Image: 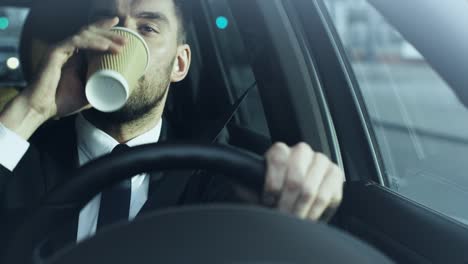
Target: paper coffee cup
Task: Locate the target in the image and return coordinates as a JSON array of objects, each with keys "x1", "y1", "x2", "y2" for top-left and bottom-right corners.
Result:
[{"x1": 86, "y1": 27, "x2": 150, "y2": 112}]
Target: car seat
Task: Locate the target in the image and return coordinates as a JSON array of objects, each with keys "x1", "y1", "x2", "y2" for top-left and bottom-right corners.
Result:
[
  {"x1": 19, "y1": 0, "x2": 271, "y2": 154},
  {"x1": 19, "y1": 0, "x2": 201, "y2": 130}
]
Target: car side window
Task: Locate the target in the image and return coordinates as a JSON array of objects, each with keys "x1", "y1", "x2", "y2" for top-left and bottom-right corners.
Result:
[
  {"x1": 0, "y1": 7, "x2": 29, "y2": 111},
  {"x1": 0, "y1": 7, "x2": 29, "y2": 87},
  {"x1": 204, "y1": 0, "x2": 271, "y2": 139},
  {"x1": 324, "y1": 0, "x2": 468, "y2": 224}
]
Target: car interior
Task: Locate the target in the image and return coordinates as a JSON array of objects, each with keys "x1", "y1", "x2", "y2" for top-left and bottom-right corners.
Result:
[
  {"x1": 1, "y1": 0, "x2": 468, "y2": 263},
  {"x1": 17, "y1": 0, "x2": 272, "y2": 152}
]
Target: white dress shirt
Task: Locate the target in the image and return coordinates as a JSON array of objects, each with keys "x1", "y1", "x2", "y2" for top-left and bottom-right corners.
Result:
[
  {"x1": 0, "y1": 114, "x2": 162, "y2": 242},
  {"x1": 0, "y1": 121, "x2": 30, "y2": 171}
]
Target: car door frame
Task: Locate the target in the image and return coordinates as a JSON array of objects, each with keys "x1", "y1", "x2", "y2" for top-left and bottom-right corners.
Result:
[
  {"x1": 227, "y1": 0, "x2": 342, "y2": 167},
  {"x1": 288, "y1": 0, "x2": 468, "y2": 263}
]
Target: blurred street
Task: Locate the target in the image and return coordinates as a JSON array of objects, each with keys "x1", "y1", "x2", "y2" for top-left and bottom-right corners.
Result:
[{"x1": 356, "y1": 62, "x2": 468, "y2": 223}]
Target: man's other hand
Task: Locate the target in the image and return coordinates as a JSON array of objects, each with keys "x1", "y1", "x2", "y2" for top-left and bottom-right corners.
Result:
[{"x1": 263, "y1": 142, "x2": 344, "y2": 221}]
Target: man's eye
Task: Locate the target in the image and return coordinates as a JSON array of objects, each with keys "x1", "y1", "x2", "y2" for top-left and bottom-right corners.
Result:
[{"x1": 139, "y1": 25, "x2": 158, "y2": 34}]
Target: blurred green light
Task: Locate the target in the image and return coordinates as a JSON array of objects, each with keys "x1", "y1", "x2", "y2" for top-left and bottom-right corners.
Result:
[{"x1": 0, "y1": 17, "x2": 9, "y2": 30}]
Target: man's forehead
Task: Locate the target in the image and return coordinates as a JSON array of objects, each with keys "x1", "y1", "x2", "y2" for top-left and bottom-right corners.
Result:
[{"x1": 90, "y1": 0, "x2": 175, "y2": 15}]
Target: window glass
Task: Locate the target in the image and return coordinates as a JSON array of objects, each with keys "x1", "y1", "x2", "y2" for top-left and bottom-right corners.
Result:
[
  {"x1": 325, "y1": 0, "x2": 468, "y2": 224},
  {"x1": 204, "y1": 0, "x2": 270, "y2": 138},
  {"x1": 0, "y1": 7, "x2": 29, "y2": 111},
  {"x1": 0, "y1": 7, "x2": 29, "y2": 87}
]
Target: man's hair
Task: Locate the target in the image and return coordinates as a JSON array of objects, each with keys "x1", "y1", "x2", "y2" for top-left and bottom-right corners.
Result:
[{"x1": 174, "y1": 0, "x2": 188, "y2": 44}]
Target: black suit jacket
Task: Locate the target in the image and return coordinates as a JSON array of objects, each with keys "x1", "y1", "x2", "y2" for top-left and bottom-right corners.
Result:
[{"x1": 0, "y1": 115, "x2": 243, "y2": 255}]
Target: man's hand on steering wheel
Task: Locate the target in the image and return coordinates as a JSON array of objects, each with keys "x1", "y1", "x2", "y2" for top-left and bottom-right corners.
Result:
[{"x1": 263, "y1": 142, "x2": 344, "y2": 221}]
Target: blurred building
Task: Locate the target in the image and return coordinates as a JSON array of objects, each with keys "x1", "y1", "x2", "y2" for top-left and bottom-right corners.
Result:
[
  {"x1": 325, "y1": 0, "x2": 422, "y2": 61},
  {"x1": 0, "y1": 7, "x2": 29, "y2": 43},
  {"x1": 0, "y1": 7, "x2": 29, "y2": 86}
]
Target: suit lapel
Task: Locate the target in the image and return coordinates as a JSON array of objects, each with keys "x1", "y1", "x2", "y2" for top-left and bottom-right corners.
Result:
[
  {"x1": 36, "y1": 116, "x2": 226, "y2": 218},
  {"x1": 34, "y1": 116, "x2": 191, "y2": 217},
  {"x1": 30, "y1": 117, "x2": 80, "y2": 255},
  {"x1": 139, "y1": 118, "x2": 194, "y2": 214},
  {"x1": 30, "y1": 116, "x2": 79, "y2": 190},
  {"x1": 138, "y1": 117, "x2": 231, "y2": 215}
]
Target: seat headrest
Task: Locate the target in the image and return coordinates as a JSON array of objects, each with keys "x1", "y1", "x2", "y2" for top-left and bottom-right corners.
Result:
[
  {"x1": 20, "y1": 0, "x2": 91, "y2": 81},
  {"x1": 19, "y1": 0, "x2": 206, "y2": 128}
]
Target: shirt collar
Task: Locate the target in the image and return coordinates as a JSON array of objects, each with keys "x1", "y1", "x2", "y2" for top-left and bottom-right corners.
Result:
[{"x1": 75, "y1": 114, "x2": 162, "y2": 165}]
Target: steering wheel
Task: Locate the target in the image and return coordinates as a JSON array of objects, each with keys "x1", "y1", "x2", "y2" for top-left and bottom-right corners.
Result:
[{"x1": 4, "y1": 143, "x2": 393, "y2": 264}]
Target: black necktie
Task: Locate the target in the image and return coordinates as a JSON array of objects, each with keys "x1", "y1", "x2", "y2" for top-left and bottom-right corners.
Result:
[{"x1": 97, "y1": 144, "x2": 132, "y2": 229}]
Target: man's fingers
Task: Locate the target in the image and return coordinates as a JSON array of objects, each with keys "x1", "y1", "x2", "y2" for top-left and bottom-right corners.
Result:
[
  {"x1": 72, "y1": 30, "x2": 124, "y2": 53},
  {"x1": 293, "y1": 153, "x2": 330, "y2": 218},
  {"x1": 307, "y1": 165, "x2": 344, "y2": 220},
  {"x1": 87, "y1": 17, "x2": 126, "y2": 48},
  {"x1": 71, "y1": 33, "x2": 108, "y2": 51},
  {"x1": 263, "y1": 143, "x2": 291, "y2": 206},
  {"x1": 88, "y1": 27, "x2": 127, "y2": 45},
  {"x1": 263, "y1": 142, "x2": 344, "y2": 222},
  {"x1": 92, "y1": 17, "x2": 120, "y2": 30},
  {"x1": 52, "y1": 25, "x2": 125, "y2": 65},
  {"x1": 277, "y1": 143, "x2": 313, "y2": 213}
]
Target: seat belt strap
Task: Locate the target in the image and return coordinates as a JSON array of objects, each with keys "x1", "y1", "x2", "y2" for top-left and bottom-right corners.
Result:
[
  {"x1": 137, "y1": 83, "x2": 258, "y2": 212},
  {"x1": 211, "y1": 82, "x2": 257, "y2": 143}
]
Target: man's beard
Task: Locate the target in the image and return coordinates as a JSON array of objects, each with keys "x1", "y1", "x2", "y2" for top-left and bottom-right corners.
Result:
[{"x1": 87, "y1": 61, "x2": 173, "y2": 124}]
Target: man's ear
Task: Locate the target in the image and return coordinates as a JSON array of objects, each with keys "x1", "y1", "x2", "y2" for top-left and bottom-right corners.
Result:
[{"x1": 171, "y1": 44, "x2": 191, "y2": 83}]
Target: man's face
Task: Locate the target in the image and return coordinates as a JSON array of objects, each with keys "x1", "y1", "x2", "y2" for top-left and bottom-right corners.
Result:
[{"x1": 88, "y1": 0, "x2": 190, "y2": 122}]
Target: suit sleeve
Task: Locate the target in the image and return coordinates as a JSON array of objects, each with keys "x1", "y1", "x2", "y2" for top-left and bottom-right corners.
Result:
[
  {"x1": 0, "y1": 124, "x2": 46, "y2": 259},
  {"x1": 0, "y1": 122, "x2": 33, "y2": 199},
  {"x1": 0, "y1": 147, "x2": 45, "y2": 259}
]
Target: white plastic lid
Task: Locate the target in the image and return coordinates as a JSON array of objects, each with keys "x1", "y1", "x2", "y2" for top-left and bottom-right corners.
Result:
[{"x1": 85, "y1": 70, "x2": 129, "y2": 112}]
